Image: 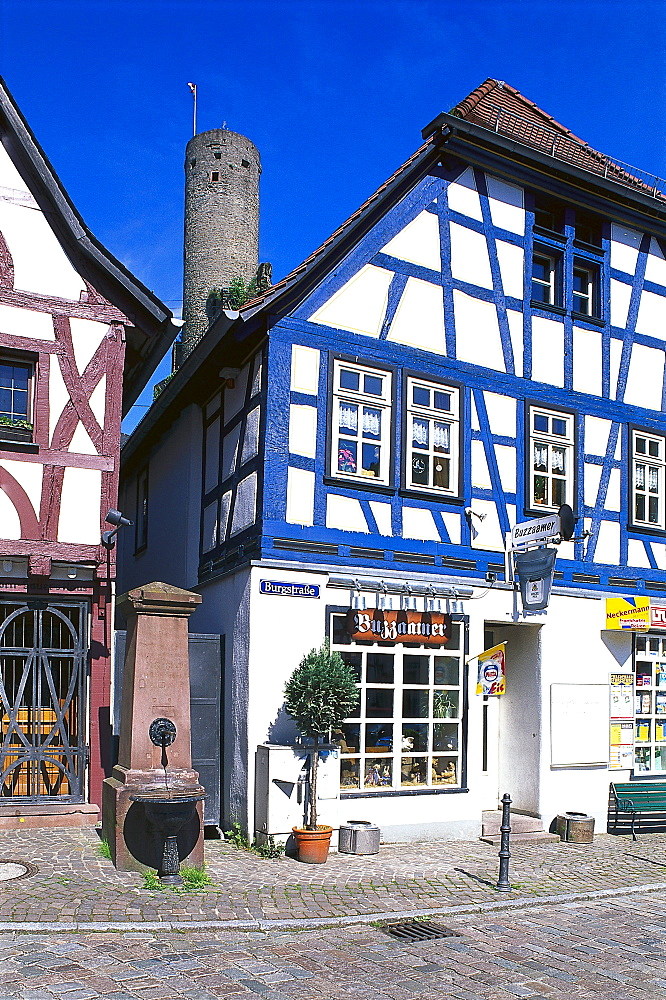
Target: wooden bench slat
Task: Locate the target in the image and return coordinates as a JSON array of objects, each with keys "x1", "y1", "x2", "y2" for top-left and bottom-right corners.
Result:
[{"x1": 610, "y1": 781, "x2": 666, "y2": 839}]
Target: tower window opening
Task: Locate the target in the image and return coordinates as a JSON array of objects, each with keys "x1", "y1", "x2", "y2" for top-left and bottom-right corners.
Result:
[
  {"x1": 214, "y1": 151, "x2": 221, "y2": 159},
  {"x1": 210, "y1": 171, "x2": 220, "y2": 182},
  {"x1": 190, "y1": 159, "x2": 196, "y2": 168},
  {"x1": 241, "y1": 158, "x2": 250, "y2": 168}
]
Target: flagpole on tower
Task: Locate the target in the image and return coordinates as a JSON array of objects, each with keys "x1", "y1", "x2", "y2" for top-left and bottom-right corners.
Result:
[{"x1": 187, "y1": 82, "x2": 197, "y2": 136}]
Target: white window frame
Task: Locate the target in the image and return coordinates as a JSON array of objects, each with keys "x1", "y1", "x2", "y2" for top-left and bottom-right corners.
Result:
[
  {"x1": 531, "y1": 250, "x2": 557, "y2": 305},
  {"x1": 632, "y1": 429, "x2": 666, "y2": 531},
  {"x1": 332, "y1": 613, "x2": 464, "y2": 793},
  {"x1": 406, "y1": 377, "x2": 459, "y2": 496},
  {"x1": 528, "y1": 405, "x2": 574, "y2": 511},
  {"x1": 331, "y1": 360, "x2": 392, "y2": 485}
]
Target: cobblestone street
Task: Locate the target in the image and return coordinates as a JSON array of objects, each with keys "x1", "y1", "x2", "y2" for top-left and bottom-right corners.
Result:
[{"x1": 0, "y1": 890, "x2": 663, "y2": 999}]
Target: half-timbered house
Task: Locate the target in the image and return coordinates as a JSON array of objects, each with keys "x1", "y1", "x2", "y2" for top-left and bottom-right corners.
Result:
[
  {"x1": 0, "y1": 79, "x2": 173, "y2": 825},
  {"x1": 119, "y1": 80, "x2": 666, "y2": 841}
]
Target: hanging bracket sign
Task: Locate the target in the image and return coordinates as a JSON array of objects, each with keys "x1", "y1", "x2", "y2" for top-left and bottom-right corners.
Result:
[
  {"x1": 346, "y1": 609, "x2": 451, "y2": 646},
  {"x1": 510, "y1": 514, "x2": 561, "y2": 551}
]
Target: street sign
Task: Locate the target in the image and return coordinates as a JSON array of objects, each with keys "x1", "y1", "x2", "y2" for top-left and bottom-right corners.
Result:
[{"x1": 509, "y1": 514, "x2": 560, "y2": 551}]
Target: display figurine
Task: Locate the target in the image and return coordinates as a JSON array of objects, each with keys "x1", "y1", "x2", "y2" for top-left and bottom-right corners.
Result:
[{"x1": 364, "y1": 763, "x2": 381, "y2": 785}]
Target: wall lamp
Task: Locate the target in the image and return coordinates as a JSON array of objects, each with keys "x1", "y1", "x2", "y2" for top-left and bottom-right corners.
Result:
[{"x1": 102, "y1": 508, "x2": 133, "y2": 549}]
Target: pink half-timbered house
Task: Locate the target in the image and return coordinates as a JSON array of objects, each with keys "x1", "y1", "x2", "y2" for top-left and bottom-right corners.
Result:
[{"x1": 0, "y1": 79, "x2": 173, "y2": 825}]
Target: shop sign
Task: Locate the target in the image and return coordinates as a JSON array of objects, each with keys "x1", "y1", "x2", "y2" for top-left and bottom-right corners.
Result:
[
  {"x1": 260, "y1": 580, "x2": 320, "y2": 598},
  {"x1": 605, "y1": 596, "x2": 650, "y2": 630},
  {"x1": 475, "y1": 642, "x2": 506, "y2": 696},
  {"x1": 650, "y1": 605, "x2": 666, "y2": 629},
  {"x1": 345, "y1": 609, "x2": 451, "y2": 646},
  {"x1": 510, "y1": 514, "x2": 560, "y2": 550}
]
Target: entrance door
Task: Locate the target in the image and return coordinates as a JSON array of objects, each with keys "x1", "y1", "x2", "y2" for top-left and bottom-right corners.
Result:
[{"x1": 0, "y1": 599, "x2": 88, "y2": 801}]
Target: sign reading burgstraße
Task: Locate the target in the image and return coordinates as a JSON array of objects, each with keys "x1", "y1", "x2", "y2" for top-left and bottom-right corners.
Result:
[{"x1": 260, "y1": 580, "x2": 320, "y2": 598}]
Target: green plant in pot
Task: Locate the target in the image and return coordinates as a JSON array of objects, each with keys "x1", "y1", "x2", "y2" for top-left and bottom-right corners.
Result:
[{"x1": 284, "y1": 641, "x2": 358, "y2": 863}]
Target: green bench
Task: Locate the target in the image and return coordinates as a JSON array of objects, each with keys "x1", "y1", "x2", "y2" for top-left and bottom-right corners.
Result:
[{"x1": 610, "y1": 781, "x2": 666, "y2": 840}]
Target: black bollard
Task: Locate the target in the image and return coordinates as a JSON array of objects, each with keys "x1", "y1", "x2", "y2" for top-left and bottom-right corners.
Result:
[{"x1": 496, "y1": 792, "x2": 512, "y2": 892}]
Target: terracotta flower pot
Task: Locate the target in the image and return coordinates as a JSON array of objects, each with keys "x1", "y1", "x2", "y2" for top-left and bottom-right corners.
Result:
[{"x1": 292, "y1": 825, "x2": 333, "y2": 864}]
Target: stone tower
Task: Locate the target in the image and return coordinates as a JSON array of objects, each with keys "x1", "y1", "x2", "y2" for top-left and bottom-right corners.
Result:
[{"x1": 182, "y1": 128, "x2": 261, "y2": 354}]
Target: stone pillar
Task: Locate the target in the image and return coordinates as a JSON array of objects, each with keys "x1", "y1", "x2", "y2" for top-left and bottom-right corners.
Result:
[{"x1": 102, "y1": 582, "x2": 205, "y2": 872}]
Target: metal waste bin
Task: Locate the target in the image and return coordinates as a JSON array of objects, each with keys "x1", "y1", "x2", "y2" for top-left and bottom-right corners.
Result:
[
  {"x1": 556, "y1": 811, "x2": 595, "y2": 844},
  {"x1": 338, "y1": 820, "x2": 380, "y2": 855}
]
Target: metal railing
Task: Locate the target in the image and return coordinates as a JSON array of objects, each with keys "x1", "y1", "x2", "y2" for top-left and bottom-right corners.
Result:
[{"x1": 484, "y1": 104, "x2": 666, "y2": 200}]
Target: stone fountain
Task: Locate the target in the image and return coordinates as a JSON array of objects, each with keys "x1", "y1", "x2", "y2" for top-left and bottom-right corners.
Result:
[{"x1": 102, "y1": 582, "x2": 206, "y2": 875}]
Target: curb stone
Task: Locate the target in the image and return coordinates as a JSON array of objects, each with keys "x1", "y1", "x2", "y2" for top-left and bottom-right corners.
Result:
[{"x1": 2, "y1": 879, "x2": 666, "y2": 933}]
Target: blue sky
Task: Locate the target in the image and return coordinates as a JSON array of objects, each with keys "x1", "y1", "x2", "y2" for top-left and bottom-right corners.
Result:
[{"x1": 1, "y1": 0, "x2": 664, "y2": 431}]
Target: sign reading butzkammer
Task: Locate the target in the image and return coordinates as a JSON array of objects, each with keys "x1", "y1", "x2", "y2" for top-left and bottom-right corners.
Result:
[{"x1": 346, "y1": 609, "x2": 452, "y2": 646}]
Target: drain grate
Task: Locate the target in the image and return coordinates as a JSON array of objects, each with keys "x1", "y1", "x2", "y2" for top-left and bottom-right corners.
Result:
[{"x1": 383, "y1": 920, "x2": 462, "y2": 942}]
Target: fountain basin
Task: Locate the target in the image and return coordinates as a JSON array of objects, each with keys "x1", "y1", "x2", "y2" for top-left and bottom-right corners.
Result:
[{"x1": 130, "y1": 790, "x2": 206, "y2": 885}]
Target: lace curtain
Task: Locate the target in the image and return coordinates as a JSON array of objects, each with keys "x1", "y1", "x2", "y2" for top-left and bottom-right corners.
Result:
[
  {"x1": 339, "y1": 402, "x2": 358, "y2": 433},
  {"x1": 433, "y1": 422, "x2": 450, "y2": 451},
  {"x1": 363, "y1": 408, "x2": 381, "y2": 437}
]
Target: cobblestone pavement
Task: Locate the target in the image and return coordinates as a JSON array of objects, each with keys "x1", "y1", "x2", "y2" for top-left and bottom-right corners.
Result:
[
  {"x1": 0, "y1": 827, "x2": 666, "y2": 927},
  {"x1": 0, "y1": 891, "x2": 663, "y2": 998}
]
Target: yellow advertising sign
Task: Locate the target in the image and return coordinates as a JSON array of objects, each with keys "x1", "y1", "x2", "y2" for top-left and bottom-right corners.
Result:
[{"x1": 605, "y1": 597, "x2": 651, "y2": 631}]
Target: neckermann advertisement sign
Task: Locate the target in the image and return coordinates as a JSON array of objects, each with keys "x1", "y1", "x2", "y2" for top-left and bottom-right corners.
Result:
[{"x1": 345, "y1": 609, "x2": 452, "y2": 646}]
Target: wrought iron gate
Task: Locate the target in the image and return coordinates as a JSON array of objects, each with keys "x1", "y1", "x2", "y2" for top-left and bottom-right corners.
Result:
[{"x1": 0, "y1": 599, "x2": 89, "y2": 801}]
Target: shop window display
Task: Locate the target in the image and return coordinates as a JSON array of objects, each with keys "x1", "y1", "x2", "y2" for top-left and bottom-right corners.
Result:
[
  {"x1": 634, "y1": 633, "x2": 666, "y2": 773},
  {"x1": 332, "y1": 613, "x2": 464, "y2": 792}
]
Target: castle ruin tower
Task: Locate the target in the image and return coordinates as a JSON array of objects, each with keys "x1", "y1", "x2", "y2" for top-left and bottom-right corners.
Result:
[{"x1": 182, "y1": 128, "x2": 261, "y2": 355}]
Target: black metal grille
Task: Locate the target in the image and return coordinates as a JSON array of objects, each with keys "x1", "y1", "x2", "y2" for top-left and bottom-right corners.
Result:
[
  {"x1": 383, "y1": 921, "x2": 462, "y2": 941},
  {"x1": 0, "y1": 599, "x2": 88, "y2": 801}
]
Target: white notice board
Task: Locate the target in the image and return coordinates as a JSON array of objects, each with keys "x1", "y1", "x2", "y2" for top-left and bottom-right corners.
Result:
[{"x1": 550, "y1": 684, "x2": 609, "y2": 767}]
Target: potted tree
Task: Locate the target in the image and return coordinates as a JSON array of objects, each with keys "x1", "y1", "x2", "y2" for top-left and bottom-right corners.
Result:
[{"x1": 284, "y1": 642, "x2": 358, "y2": 863}]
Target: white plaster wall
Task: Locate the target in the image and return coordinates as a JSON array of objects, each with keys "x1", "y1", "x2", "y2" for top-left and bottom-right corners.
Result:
[
  {"x1": 483, "y1": 392, "x2": 516, "y2": 437},
  {"x1": 471, "y1": 439, "x2": 492, "y2": 489},
  {"x1": 627, "y1": 538, "x2": 651, "y2": 567},
  {"x1": 48, "y1": 359, "x2": 70, "y2": 444},
  {"x1": 0, "y1": 487, "x2": 20, "y2": 539},
  {"x1": 224, "y1": 365, "x2": 249, "y2": 423},
  {"x1": 468, "y1": 498, "x2": 504, "y2": 551},
  {"x1": 285, "y1": 467, "x2": 314, "y2": 526},
  {"x1": 610, "y1": 224, "x2": 642, "y2": 274},
  {"x1": 610, "y1": 278, "x2": 632, "y2": 329},
  {"x1": 645, "y1": 237, "x2": 666, "y2": 286},
  {"x1": 454, "y1": 290, "x2": 504, "y2": 371},
  {"x1": 0, "y1": 303, "x2": 54, "y2": 340},
  {"x1": 401, "y1": 506, "x2": 440, "y2": 541},
  {"x1": 495, "y1": 240, "x2": 524, "y2": 300},
  {"x1": 309, "y1": 264, "x2": 392, "y2": 337},
  {"x1": 636, "y1": 289, "x2": 666, "y2": 340},
  {"x1": 290, "y1": 345, "x2": 320, "y2": 394},
  {"x1": 288, "y1": 404, "x2": 317, "y2": 458},
  {"x1": 116, "y1": 404, "x2": 203, "y2": 594},
  {"x1": 57, "y1": 467, "x2": 102, "y2": 544},
  {"x1": 507, "y1": 309, "x2": 524, "y2": 376},
  {"x1": 369, "y1": 500, "x2": 392, "y2": 536},
  {"x1": 584, "y1": 463, "x2": 602, "y2": 508},
  {"x1": 230, "y1": 472, "x2": 257, "y2": 535},
  {"x1": 441, "y1": 511, "x2": 461, "y2": 544},
  {"x1": 609, "y1": 339, "x2": 623, "y2": 400},
  {"x1": 387, "y1": 276, "x2": 445, "y2": 353},
  {"x1": 624, "y1": 343, "x2": 664, "y2": 410},
  {"x1": 88, "y1": 375, "x2": 106, "y2": 427},
  {"x1": 381, "y1": 210, "x2": 441, "y2": 271},
  {"x1": 531, "y1": 316, "x2": 564, "y2": 386},
  {"x1": 572, "y1": 326, "x2": 602, "y2": 397},
  {"x1": 241, "y1": 406, "x2": 260, "y2": 464},
  {"x1": 606, "y1": 468, "x2": 621, "y2": 511},
  {"x1": 594, "y1": 520, "x2": 621, "y2": 565},
  {"x1": 326, "y1": 494, "x2": 368, "y2": 533},
  {"x1": 485, "y1": 175, "x2": 524, "y2": 235},
  {"x1": 69, "y1": 318, "x2": 108, "y2": 375},
  {"x1": 449, "y1": 222, "x2": 492, "y2": 289},
  {"x1": 0, "y1": 143, "x2": 31, "y2": 193},
  {"x1": 68, "y1": 421, "x2": 97, "y2": 456},
  {"x1": 585, "y1": 416, "x2": 612, "y2": 457},
  {"x1": 446, "y1": 167, "x2": 482, "y2": 221},
  {"x1": 0, "y1": 200, "x2": 86, "y2": 300},
  {"x1": 0, "y1": 458, "x2": 42, "y2": 519},
  {"x1": 495, "y1": 444, "x2": 516, "y2": 493},
  {"x1": 221, "y1": 425, "x2": 240, "y2": 482}
]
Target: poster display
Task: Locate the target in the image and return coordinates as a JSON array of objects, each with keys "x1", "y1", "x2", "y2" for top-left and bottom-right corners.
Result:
[{"x1": 609, "y1": 673, "x2": 635, "y2": 771}]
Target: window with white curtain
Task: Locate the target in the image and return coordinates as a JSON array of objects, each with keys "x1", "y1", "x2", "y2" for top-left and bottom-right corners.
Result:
[
  {"x1": 632, "y1": 430, "x2": 666, "y2": 530},
  {"x1": 332, "y1": 360, "x2": 392, "y2": 484},
  {"x1": 406, "y1": 377, "x2": 459, "y2": 495},
  {"x1": 529, "y1": 405, "x2": 574, "y2": 510}
]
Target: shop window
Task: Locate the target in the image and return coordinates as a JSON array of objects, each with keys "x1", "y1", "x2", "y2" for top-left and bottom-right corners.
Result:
[
  {"x1": 332, "y1": 613, "x2": 464, "y2": 793},
  {"x1": 528, "y1": 405, "x2": 574, "y2": 511},
  {"x1": 406, "y1": 377, "x2": 459, "y2": 496},
  {"x1": 531, "y1": 249, "x2": 560, "y2": 306},
  {"x1": 631, "y1": 430, "x2": 666, "y2": 530},
  {"x1": 135, "y1": 467, "x2": 149, "y2": 552},
  {"x1": 331, "y1": 360, "x2": 392, "y2": 484},
  {"x1": 634, "y1": 633, "x2": 666, "y2": 773},
  {"x1": 0, "y1": 357, "x2": 34, "y2": 443}
]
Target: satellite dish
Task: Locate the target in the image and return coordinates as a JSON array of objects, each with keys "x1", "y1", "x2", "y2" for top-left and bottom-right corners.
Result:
[{"x1": 558, "y1": 504, "x2": 575, "y2": 541}]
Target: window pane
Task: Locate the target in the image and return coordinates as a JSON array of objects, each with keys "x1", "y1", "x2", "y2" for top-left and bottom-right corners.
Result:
[
  {"x1": 362, "y1": 407, "x2": 381, "y2": 440},
  {"x1": 433, "y1": 391, "x2": 451, "y2": 412},
  {"x1": 340, "y1": 723, "x2": 360, "y2": 753},
  {"x1": 402, "y1": 689, "x2": 429, "y2": 718},
  {"x1": 412, "y1": 417, "x2": 428, "y2": 448},
  {"x1": 533, "y1": 444, "x2": 548, "y2": 471},
  {"x1": 433, "y1": 423, "x2": 449, "y2": 452},
  {"x1": 413, "y1": 386, "x2": 430, "y2": 407},
  {"x1": 636, "y1": 437, "x2": 647, "y2": 454},
  {"x1": 364, "y1": 374, "x2": 383, "y2": 396},
  {"x1": 340, "y1": 759, "x2": 360, "y2": 789},
  {"x1": 531, "y1": 282, "x2": 551, "y2": 304},
  {"x1": 552, "y1": 418, "x2": 567, "y2": 437},
  {"x1": 401, "y1": 757, "x2": 427, "y2": 786},
  {"x1": 332, "y1": 615, "x2": 351, "y2": 645},
  {"x1": 552, "y1": 478, "x2": 566, "y2": 507},
  {"x1": 402, "y1": 723, "x2": 428, "y2": 752},
  {"x1": 635, "y1": 464, "x2": 645, "y2": 490},
  {"x1": 432, "y1": 756, "x2": 458, "y2": 785},
  {"x1": 339, "y1": 402, "x2": 358, "y2": 433},
  {"x1": 434, "y1": 656, "x2": 459, "y2": 686},
  {"x1": 433, "y1": 456, "x2": 450, "y2": 489},
  {"x1": 636, "y1": 494, "x2": 646, "y2": 521},
  {"x1": 338, "y1": 439, "x2": 357, "y2": 473},
  {"x1": 366, "y1": 689, "x2": 393, "y2": 717},
  {"x1": 534, "y1": 414, "x2": 549, "y2": 432},
  {"x1": 339, "y1": 369, "x2": 359, "y2": 391},
  {"x1": 573, "y1": 269, "x2": 588, "y2": 293},
  {"x1": 361, "y1": 443, "x2": 380, "y2": 477},
  {"x1": 433, "y1": 690, "x2": 459, "y2": 718},
  {"x1": 365, "y1": 723, "x2": 393, "y2": 753},
  {"x1": 366, "y1": 653, "x2": 393, "y2": 684},
  {"x1": 340, "y1": 651, "x2": 362, "y2": 681},
  {"x1": 649, "y1": 439, "x2": 661, "y2": 458},
  {"x1": 433, "y1": 723, "x2": 458, "y2": 751},
  {"x1": 0, "y1": 366, "x2": 11, "y2": 389},
  {"x1": 532, "y1": 257, "x2": 550, "y2": 281},
  {"x1": 403, "y1": 655, "x2": 429, "y2": 685},
  {"x1": 533, "y1": 475, "x2": 548, "y2": 505},
  {"x1": 551, "y1": 447, "x2": 566, "y2": 473},
  {"x1": 365, "y1": 759, "x2": 392, "y2": 787},
  {"x1": 411, "y1": 454, "x2": 428, "y2": 485},
  {"x1": 649, "y1": 496, "x2": 660, "y2": 524},
  {"x1": 0, "y1": 388, "x2": 12, "y2": 413}
]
